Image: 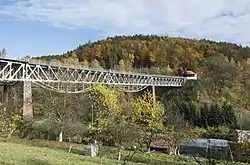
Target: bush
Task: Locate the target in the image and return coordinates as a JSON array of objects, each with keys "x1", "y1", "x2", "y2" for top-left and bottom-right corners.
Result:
[
  {"x1": 0, "y1": 104, "x2": 22, "y2": 139},
  {"x1": 18, "y1": 120, "x2": 59, "y2": 140},
  {"x1": 201, "y1": 126, "x2": 230, "y2": 139}
]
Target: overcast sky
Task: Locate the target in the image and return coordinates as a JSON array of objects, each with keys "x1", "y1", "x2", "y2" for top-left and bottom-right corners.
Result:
[{"x1": 0, "y1": 0, "x2": 250, "y2": 58}]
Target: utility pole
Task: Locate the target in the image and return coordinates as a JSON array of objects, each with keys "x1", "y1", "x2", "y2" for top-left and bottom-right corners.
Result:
[
  {"x1": 238, "y1": 113, "x2": 242, "y2": 130},
  {"x1": 152, "y1": 85, "x2": 156, "y2": 105}
]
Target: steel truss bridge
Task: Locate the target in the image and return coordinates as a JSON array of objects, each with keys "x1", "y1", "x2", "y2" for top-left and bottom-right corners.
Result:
[{"x1": 0, "y1": 58, "x2": 191, "y2": 93}]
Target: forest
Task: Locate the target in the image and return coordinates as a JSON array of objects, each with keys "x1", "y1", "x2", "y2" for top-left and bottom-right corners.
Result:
[
  {"x1": 1, "y1": 35, "x2": 250, "y2": 163},
  {"x1": 35, "y1": 35, "x2": 250, "y2": 129}
]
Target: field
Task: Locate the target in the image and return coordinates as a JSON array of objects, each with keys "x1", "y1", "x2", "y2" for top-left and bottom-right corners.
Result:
[
  {"x1": 0, "y1": 138, "x2": 248, "y2": 165},
  {"x1": 0, "y1": 140, "x2": 132, "y2": 165}
]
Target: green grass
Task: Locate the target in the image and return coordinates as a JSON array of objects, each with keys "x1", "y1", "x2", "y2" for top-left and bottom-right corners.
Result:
[
  {"x1": 0, "y1": 138, "x2": 195, "y2": 165},
  {"x1": 0, "y1": 138, "x2": 248, "y2": 165},
  {"x1": 0, "y1": 139, "x2": 140, "y2": 165}
]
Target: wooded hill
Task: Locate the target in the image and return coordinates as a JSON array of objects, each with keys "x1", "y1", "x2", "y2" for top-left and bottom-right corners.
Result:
[{"x1": 36, "y1": 35, "x2": 250, "y2": 129}]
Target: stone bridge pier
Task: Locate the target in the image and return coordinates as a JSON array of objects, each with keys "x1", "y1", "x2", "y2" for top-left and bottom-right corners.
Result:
[
  {"x1": 22, "y1": 81, "x2": 33, "y2": 121},
  {"x1": 1, "y1": 81, "x2": 33, "y2": 121}
]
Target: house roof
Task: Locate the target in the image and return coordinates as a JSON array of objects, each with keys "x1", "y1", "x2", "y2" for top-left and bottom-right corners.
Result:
[
  {"x1": 184, "y1": 71, "x2": 196, "y2": 75},
  {"x1": 150, "y1": 138, "x2": 171, "y2": 149}
]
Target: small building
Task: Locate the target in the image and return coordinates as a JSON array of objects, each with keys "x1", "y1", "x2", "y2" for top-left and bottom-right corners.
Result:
[
  {"x1": 183, "y1": 71, "x2": 197, "y2": 80},
  {"x1": 150, "y1": 137, "x2": 172, "y2": 153},
  {"x1": 180, "y1": 138, "x2": 232, "y2": 160}
]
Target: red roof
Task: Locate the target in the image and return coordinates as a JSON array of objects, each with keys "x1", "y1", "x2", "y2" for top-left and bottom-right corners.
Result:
[{"x1": 150, "y1": 138, "x2": 171, "y2": 149}]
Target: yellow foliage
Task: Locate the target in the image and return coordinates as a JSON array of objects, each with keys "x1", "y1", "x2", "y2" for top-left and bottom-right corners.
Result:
[
  {"x1": 80, "y1": 60, "x2": 89, "y2": 67},
  {"x1": 87, "y1": 85, "x2": 123, "y2": 134},
  {"x1": 70, "y1": 52, "x2": 78, "y2": 60},
  {"x1": 148, "y1": 52, "x2": 156, "y2": 63},
  {"x1": 132, "y1": 90, "x2": 164, "y2": 132},
  {"x1": 0, "y1": 103, "x2": 22, "y2": 139},
  {"x1": 90, "y1": 59, "x2": 102, "y2": 69},
  {"x1": 118, "y1": 59, "x2": 126, "y2": 72}
]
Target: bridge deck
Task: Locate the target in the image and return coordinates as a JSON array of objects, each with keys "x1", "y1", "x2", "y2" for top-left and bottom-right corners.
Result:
[{"x1": 0, "y1": 58, "x2": 188, "y2": 93}]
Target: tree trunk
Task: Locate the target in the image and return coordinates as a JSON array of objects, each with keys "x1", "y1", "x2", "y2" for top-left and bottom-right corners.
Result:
[
  {"x1": 169, "y1": 147, "x2": 174, "y2": 155},
  {"x1": 118, "y1": 149, "x2": 122, "y2": 161},
  {"x1": 147, "y1": 146, "x2": 151, "y2": 153},
  {"x1": 68, "y1": 144, "x2": 73, "y2": 153},
  {"x1": 59, "y1": 130, "x2": 63, "y2": 142},
  {"x1": 146, "y1": 131, "x2": 153, "y2": 153},
  {"x1": 174, "y1": 146, "x2": 179, "y2": 155}
]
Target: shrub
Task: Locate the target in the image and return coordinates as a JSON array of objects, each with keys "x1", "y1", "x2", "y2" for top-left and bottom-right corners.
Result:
[{"x1": 0, "y1": 103, "x2": 22, "y2": 139}]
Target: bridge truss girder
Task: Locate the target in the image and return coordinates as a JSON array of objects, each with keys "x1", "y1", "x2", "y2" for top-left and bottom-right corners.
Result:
[{"x1": 0, "y1": 58, "x2": 186, "y2": 93}]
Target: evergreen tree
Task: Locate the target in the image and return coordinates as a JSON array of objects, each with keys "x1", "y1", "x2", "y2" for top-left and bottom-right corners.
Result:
[
  {"x1": 208, "y1": 103, "x2": 221, "y2": 127},
  {"x1": 198, "y1": 103, "x2": 209, "y2": 128},
  {"x1": 179, "y1": 101, "x2": 197, "y2": 125},
  {"x1": 221, "y1": 103, "x2": 238, "y2": 128}
]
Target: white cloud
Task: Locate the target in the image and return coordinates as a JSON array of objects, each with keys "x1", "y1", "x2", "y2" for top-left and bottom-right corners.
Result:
[{"x1": 1, "y1": 0, "x2": 250, "y2": 45}]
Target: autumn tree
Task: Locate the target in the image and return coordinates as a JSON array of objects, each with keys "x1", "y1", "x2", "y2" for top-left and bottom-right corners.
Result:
[
  {"x1": 87, "y1": 85, "x2": 132, "y2": 146},
  {"x1": 132, "y1": 90, "x2": 165, "y2": 152},
  {"x1": 90, "y1": 59, "x2": 102, "y2": 69},
  {"x1": 32, "y1": 90, "x2": 87, "y2": 142},
  {"x1": 147, "y1": 52, "x2": 156, "y2": 67},
  {"x1": 0, "y1": 102, "x2": 21, "y2": 139},
  {"x1": 164, "y1": 109, "x2": 195, "y2": 155},
  {"x1": 100, "y1": 59, "x2": 106, "y2": 68},
  {"x1": 165, "y1": 65, "x2": 173, "y2": 75},
  {"x1": 118, "y1": 59, "x2": 126, "y2": 72},
  {"x1": 200, "y1": 54, "x2": 243, "y2": 104},
  {"x1": 80, "y1": 59, "x2": 89, "y2": 68},
  {"x1": 242, "y1": 60, "x2": 250, "y2": 109},
  {"x1": 122, "y1": 52, "x2": 134, "y2": 72},
  {"x1": 62, "y1": 52, "x2": 79, "y2": 65}
]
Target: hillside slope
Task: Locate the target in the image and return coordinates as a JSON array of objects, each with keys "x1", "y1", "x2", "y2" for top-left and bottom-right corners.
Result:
[
  {"x1": 36, "y1": 35, "x2": 250, "y2": 128},
  {"x1": 37, "y1": 35, "x2": 250, "y2": 73}
]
